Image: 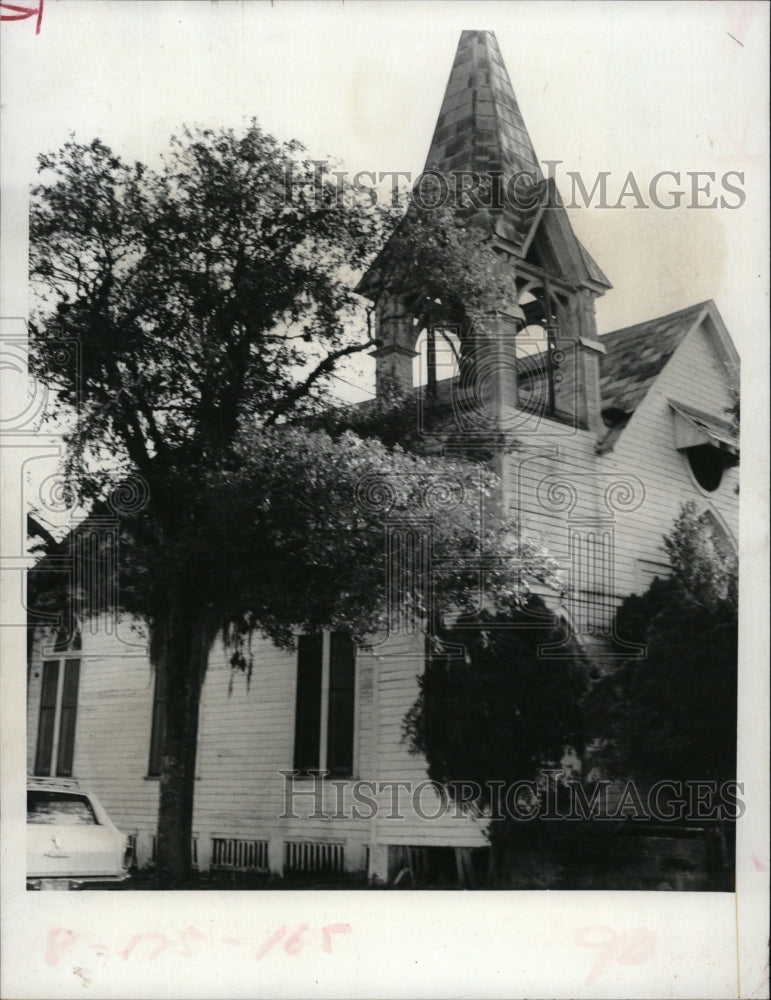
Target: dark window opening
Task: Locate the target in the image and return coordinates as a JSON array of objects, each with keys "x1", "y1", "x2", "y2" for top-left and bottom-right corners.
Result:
[
  {"x1": 293, "y1": 634, "x2": 323, "y2": 774},
  {"x1": 686, "y1": 445, "x2": 725, "y2": 492},
  {"x1": 293, "y1": 632, "x2": 356, "y2": 777},
  {"x1": 327, "y1": 633, "x2": 355, "y2": 777},
  {"x1": 34, "y1": 662, "x2": 58, "y2": 776},
  {"x1": 56, "y1": 660, "x2": 80, "y2": 776},
  {"x1": 34, "y1": 658, "x2": 80, "y2": 777}
]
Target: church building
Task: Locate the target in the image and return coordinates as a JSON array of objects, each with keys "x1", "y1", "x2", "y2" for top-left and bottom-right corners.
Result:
[{"x1": 27, "y1": 30, "x2": 739, "y2": 883}]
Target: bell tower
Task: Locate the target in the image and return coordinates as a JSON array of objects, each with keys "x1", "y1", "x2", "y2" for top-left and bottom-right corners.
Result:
[{"x1": 359, "y1": 30, "x2": 612, "y2": 435}]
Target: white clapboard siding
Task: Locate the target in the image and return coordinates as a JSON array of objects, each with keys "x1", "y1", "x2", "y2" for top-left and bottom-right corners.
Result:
[
  {"x1": 27, "y1": 616, "x2": 160, "y2": 864},
  {"x1": 603, "y1": 322, "x2": 738, "y2": 583},
  {"x1": 191, "y1": 628, "x2": 486, "y2": 854},
  {"x1": 26, "y1": 316, "x2": 738, "y2": 874},
  {"x1": 495, "y1": 319, "x2": 738, "y2": 641}
]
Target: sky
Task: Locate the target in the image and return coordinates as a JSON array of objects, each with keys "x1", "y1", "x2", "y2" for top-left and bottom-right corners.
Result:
[{"x1": 1, "y1": 0, "x2": 768, "y2": 402}]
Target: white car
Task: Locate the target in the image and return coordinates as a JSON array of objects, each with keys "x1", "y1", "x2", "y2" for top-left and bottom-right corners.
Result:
[{"x1": 27, "y1": 777, "x2": 132, "y2": 889}]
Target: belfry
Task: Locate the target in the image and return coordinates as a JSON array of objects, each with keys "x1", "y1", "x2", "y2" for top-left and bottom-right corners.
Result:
[{"x1": 359, "y1": 29, "x2": 613, "y2": 437}]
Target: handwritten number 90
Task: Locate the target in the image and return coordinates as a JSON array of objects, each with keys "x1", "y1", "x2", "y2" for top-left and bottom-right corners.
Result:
[{"x1": 574, "y1": 925, "x2": 656, "y2": 985}]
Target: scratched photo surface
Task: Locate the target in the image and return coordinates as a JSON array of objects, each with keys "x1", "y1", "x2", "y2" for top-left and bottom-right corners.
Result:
[{"x1": 1, "y1": 2, "x2": 768, "y2": 998}]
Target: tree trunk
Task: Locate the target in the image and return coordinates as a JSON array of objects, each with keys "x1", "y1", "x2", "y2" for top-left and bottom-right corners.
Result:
[{"x1": 153, "y1": 600, "x2": 218, "y2": 888}]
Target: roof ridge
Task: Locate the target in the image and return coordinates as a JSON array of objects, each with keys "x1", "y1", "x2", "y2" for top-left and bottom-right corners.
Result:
[
  {"x1": 598, "y1": 301, "x2": 718, "y2": 419},
  {"x1": 600, "y1": 300, "x2": 712, "y2": 341}
]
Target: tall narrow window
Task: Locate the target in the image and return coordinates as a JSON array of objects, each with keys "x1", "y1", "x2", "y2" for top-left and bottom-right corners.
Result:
[
  {"x1": 327, "y1": 632, "x2": 355, "y2": 777},
  {"x1": 293, "y1": 632, "x2": 355, "y2": 777},
  {"x1": 56, "y1": 659, "x2": 80, "y2": 776},
  {"x1": 147, "y1": 666, "x2": 167, "y2": 777},
  {"x1": 34, "y1": 662, "x2": 58, "y2": 777},
  {"x1": 34, "y1": 657, "x2": 81, "y2": 777},
  {"x1": 293, "y1": 634, "x2": 323, "y2": 775}
]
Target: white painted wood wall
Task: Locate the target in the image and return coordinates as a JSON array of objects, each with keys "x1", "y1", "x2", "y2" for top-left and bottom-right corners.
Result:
[{"x1": 27, "y1": 314, "x2": 738, "y2": 878}]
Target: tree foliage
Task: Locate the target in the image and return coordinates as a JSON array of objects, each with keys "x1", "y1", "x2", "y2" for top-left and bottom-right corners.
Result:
[
  {"x1": 28, "y1": 123, "x2": 552, "y2": 884},
  {"x1": 584, "y1": 503, "x2": 738, "y2": 784},
  {"x1": 364, "y1": 199, "x2": 519, "y2": 335},
  {"x1": 402, "y1": 600, "x2": 588, "y2": 801},
  {"x1": 30, "y1": 125, "x2": 398, "y2": 490}
]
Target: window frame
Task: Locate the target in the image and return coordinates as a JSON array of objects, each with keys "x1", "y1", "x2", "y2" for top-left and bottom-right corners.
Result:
[
  {"x1": 34, "y1": 656, "x2": 81, "y2": 778},
  {"x1": 292, "y1": 632, "x2": 357, "y2": 779}
]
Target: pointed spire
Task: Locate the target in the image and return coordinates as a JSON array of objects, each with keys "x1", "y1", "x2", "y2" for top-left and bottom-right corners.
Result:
[
  {"x1": 425, "y1": 30, "x2": 542, "y2": 182},
  {"x1": 422, "y1": 30, "x2": 546, "y2": 251},
  {"x1": 358, "y1": 30, "x2": 610, "y2": 300},
  {"x1": 423, "y1": 31, "x2": 610, "y2": 287}
]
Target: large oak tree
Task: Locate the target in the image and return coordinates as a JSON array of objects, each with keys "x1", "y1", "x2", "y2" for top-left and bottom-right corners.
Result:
[{"x1": 29, "y1": 124, "x2": 555, "y2": 884}]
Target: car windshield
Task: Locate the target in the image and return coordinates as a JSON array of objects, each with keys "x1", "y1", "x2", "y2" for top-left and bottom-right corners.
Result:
[{"x1": 27, "y1": 790, "x2": 98, "y2": 825}]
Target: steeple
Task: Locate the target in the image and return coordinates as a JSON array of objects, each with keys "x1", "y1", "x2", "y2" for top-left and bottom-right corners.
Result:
[
  {"x1": 425, "y1": 30, "x2": 542, "y2": 181},
  {"x1": 362, "y1": 30, "x2": 611, "y2": 436},
  {"x1": 424, "y1": 29, "x2": 608, "y2": 280}
]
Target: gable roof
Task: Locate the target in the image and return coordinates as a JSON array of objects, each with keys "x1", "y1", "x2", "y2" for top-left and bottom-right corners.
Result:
[
  {"x1": 598, "y1": 301, "x2": 713, "y2": 415},
  {"x1": 525, "y1": 185, "x2": 612, "y2": 290},
  {"x1": 578, "y1": 240, "x2": 612, "y2": 290}
]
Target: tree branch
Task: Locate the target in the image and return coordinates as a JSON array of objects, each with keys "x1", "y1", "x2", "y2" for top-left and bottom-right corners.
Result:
[
  {"x1": 27, "y1": 513, "x2": 61, "y2": 553},
  {"x1": 263, "y1": 339, "x2": 375, "y2": 426}
]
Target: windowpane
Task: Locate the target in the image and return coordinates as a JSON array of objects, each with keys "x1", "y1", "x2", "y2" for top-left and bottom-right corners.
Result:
[
  {"x1": 40, "y1": 661, "x2": 59, "y2": 705},
  {"x1": 327, "y1": 633, "x2": 355, "y2": 776},
  {"x1": 293, "y1": 634, "x2": 323, "y2": 773},
  {"x1": 61, "y1": 659, "x2": 80, "y2": 706},
  {"x1": 27, "y1": 790, "x2": 97, "y2": 825},
  {"x1": 56, "y1": 660, "x2": 80, "y2": 776},
  {"x1": 34, "y1": 661, "x2": 59, "y2": 776}
]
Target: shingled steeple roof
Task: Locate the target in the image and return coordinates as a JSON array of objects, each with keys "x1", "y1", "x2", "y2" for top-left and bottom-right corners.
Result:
[
  {"x1": 357, "y1": 30, "x2": 610, "y2": 299},
  {"x1": 422, "y1": 30, "x2": 609, "y2": 287},
  {"x1": 425, "y1": 30, "x2": 542, "y2": 183}
]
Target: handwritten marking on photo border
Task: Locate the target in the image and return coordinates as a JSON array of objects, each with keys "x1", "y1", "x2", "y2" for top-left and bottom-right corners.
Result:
[
  {"x1": 574, "y1": 925, "x2": 656, "y2": 985},
  {"x1": 44, "y1": 922, "x2": 353, "y2": 970},
  {"x1": 0, "y1": 0, "x2": 43, "y2": 33}
]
